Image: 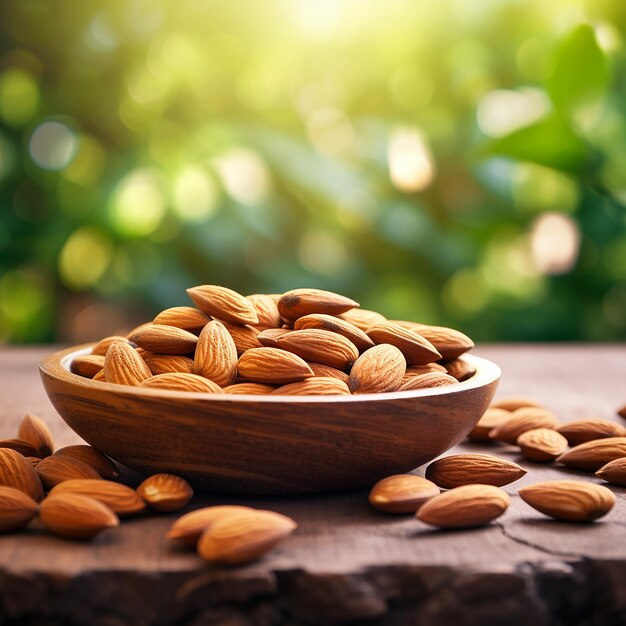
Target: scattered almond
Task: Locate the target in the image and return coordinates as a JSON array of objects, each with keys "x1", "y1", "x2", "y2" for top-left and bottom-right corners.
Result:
[
  {"x1": 596, "y1": 457, "x2": 626, "y2": 487},
  {"x1": 193, "y1": 320, "x2": 238, "y2": 387},
  {"x1": 129, "y1": 324, "x2": 199, "y2": 355},
  {"x1": 425, "y1": 454, "x2": 526, "y2": 488},
  {"x1": 367, "y1": 321, "x2": 441, "y2": 365},
  {"x1": 0, "y1": 486, "x2": 38, "y2": 532},
  {"x1": 141, "y1": 373, "x2": 222, "y2": 393},
  {"x1": 556, "y1": 437, "x2": 626, "y2": 471},
  {"x1": 166, "y1": 505, "x2": 254, "y2": 546},
  {"x1": 276, "y1": 329, "x2": 359, "y2": 369},
  {"x1": 187, "y1": 285, "x2": 259, "y2": 325},
  {"x1": 54, "y1": 445, "x2": 119, "y2": 480},
  {"x1": 137, "y1": 474, "x2": 193, "y2": 512},
  {"x1": 0, "y1": 448, "x2": 44, "y2": 501},
  {"x1": 36, "y1": 455, "x2": 101, "y2": 489},
  {"x1": 104, "y1": 341, "x2": 152, "y2": 386},
  {"x1": 237, "y1": 347, "x2": 314, "y2": 385},
  {"x1": 517, "y1": 428, "x2": 569, "y2": 462},
  {"x1": 223, "y1": 383, "x2": 276, "y2": 395},
  {"x1": 467, "y1": 408, "x2": 512, "y2": 442},
  {"x1": 349, "y1": 344, "x2": 406, "y2": 394},
  {"x1": 368, "y1": 475, "x2": 439, "y2": 514},
  {"x1": 557, "y1": 419, "x2": 626, "y2": 446},
  {"x1": 277, "y1": 288, "x2": 358, "y2": 321},
  {"x1": 143, "y1": 354, "x2": 195, "y2": 376},
  {"x1": 153, "y1": 306, "x2": 210, "y2": 334},
  {"x1": 489, "y1": 407, "x2": 560, "y2": 444},
  {"x1": 70, "y1": 355, "x2": 106, "y2": 378},
  {"x1": 397, "y1": 372, "x2": 458, "y2": 391},
  {"x1": 50, "y1": 479, "x2": 146, "y2": 516},
  {"x1": 271, "y1": 377, "x2": 350, "y2": 396},
  {"x1": 490, "y1": 396, "x2": 542, "y2": 411},
  {"x1": 18, "y1": 414, "x2": 54, "y2": 457}
]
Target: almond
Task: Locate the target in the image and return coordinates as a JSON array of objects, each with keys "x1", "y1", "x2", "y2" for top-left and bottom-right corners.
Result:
[
  {"x1": 619, "y1": 405, "x2": 626, "y2": 419},
  {"x1": 397, "y1": 372, "x2": 458, "y2": 391},
  {"x1": 271, "y1": 377, "x2": 350, "y2": 396},
  {"x1": 467, "y1": 408, "x2": 512, "y2": 442},
  {"x1": 596, "y1": 458, "x2": 626, "y2": 487},
  {"x1": 276, "y1": 329, "x2": 359, "y2": 369},
  {"x1": 517, "y1": 428, "x2": 569, "y2": 462},
  {"x1": 70, "y1": 355, "x2": 106, "y2": 378},
  {"x1": 137, "y1": 474, "x2": 193, "y2": 512},
  {"x1": 129, "y1": 324, "x2": 198, "y2": 355},
  {"x1": 54, "y1": 445, "x2": 119, "y2": 480},
  {"x1": 338, "y1": 308, "x2": 386, "y2": 331},
  {"x1": 0, "y1": 448, "x2": 44, "y2": 501},
  {"x1": 143, "y1": 354, "x2": 194, "y2": 375},
  {"x1": 257, "y1": 327, "x2": 291, "y2": 347},
  {"x1": 197, "y1": 508, "x2": 297, "y2": 564},
  {"x1": 349, "y1": 344, "x2": 406, "y2": 394},
  {"x1": 26, "y1": 457, "x2": 41, "y2": 468},
  {"x1": 519, "y1": 480, "x2": 615, "y2": 522},
  {"x1": 39, "y1": 493, "x2": 119, "y2": 539},
  {"x1": 93, "y1": 369, "x2": 106, "y2": 382},
  {"x1": 246, "y1": 294, "x2": 282, "y2": 328},
  {"x1": 0, "y1": 439, "x2": 41, "y2": 457},
  {"x1": 489, "y1": 407, "x2": 560, "y2": 444},
  {"x1": 426, "y1": 454, "x2": 526, "y2": 489},
  {"x1": 91, "y1": 335, "x2": 130, "y2": 356},
  {"x1": 369, "y1": 475, "x2": 440, "y2": 514},
  {"x1": 104, "y1": 341, "x2": 152, "y2": 386},
  {"x1": 187, "y1": 285, "x2": 259, "y2": 325},
  {"x1": 392, "y1": 322, "x2": 474, "y2": 360},
  {"x1": 367, "y1": 321, "x2": 441, "y2": 365},
  {"x1": 417, "y1": 484, "x2": 510, "y2": 528},
  {"x1": 308, "y1": 363, "x2": 350, "y2": 384},
  {"x1": 125, "y1": 322, "x2": 152, "y2": 339},
  {"x1": 294, "y1": 314, "x2": 374, "y2": 352},
  {"x1": 237, "y1": 347, "x2": 314, "y2": 385},
  {"x1": 278, "y1": 288, "x2": 358, "y2": 321},
  {"x1": 557, "y1": 419, "x2": 626, "y2": 446},
  {"x1": 166, "y1": 505, "x2": 254, "y2": 546},
  {"x1": 223, "y1": 383, "x2": 276, "y2": 395},
  {"x1": 556, "y1": 437, "x2": 626, "y2": 471},
  {"x1": 221, "y1": 322, "x2": 262, "y2": 354},
  {"x1": 153, "y1": 306, "x2": 210, "y2": 334},
  {"x1": 405, "y1": 363, "x2": 447, "y2": 375},
  {"x1": 490, "y1": 396, "x2": 542, "y2": 411},
  {"x1": 0, "y1": 486, "x2": 38, "y2": 532},
  {"x1": 18, "y1": 414, "x2": 54, "y2": 457},
  {"x1": 444, "y1": 357, "x2": 477, "y2": 382},
  {"x1": 50, "y1": 479, "x2": 146, "y2": 516},
  {"x1": 141, "y1": 373, "x2": 222, "y2": 393},
  {"x1": 193, "y1": 320, "x2": 238, "y2": 387},
  {"x1": 36, "y1": 455, "x2": 101, "y2": 489}
]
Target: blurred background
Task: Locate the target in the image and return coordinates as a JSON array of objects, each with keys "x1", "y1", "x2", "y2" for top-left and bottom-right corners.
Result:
[{"x1": 0, "y1": 0, "x2": 625, "y2": 344}]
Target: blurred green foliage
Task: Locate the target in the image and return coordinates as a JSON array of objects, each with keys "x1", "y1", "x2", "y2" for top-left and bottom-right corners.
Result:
[{"x1": 0, "y1": 0, "x2": 625, "y2": 343}]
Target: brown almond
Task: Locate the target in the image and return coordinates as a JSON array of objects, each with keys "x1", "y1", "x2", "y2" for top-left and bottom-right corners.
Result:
[
  {"x1": 619, "y1": 405, "x2": 626, "y2": 419},
  {"x1": 467, "y1": 408, "x2": 512, "y2": 442},
  {"x1": 221, "y1": 322, "x2": 263, "y2": 354},
  {"x1": 129, "y1": 324, "x2": 198, "y2": 355},
  {"x1": 257, "y1": 327, "x2": 291, "y2": 347},
  {"x1": 349, "y1": 344, "x2": 406, "y2": 394},
  {"x1": 0, "y1": 438, "x2": 41, "y2": 457},
  {"x1": 517, "y1": 428, "x2": 569, "y2": 462},
  {"x1": 276, "y1": 329, "x2": 359, "y2": 369},
  {"x1": 397, "y1": 372, "x2": 458, "y2": 391},
  {"x1": 271, "y1": 377, "x2": 350, "y2": 396},
  {"x1": 104, "y1": 341, "x2": 152, "y2": 386},
  {"x1": 596, "y1": 457, "x2": 626, "y2": 487},
  {"x1": 308, "y1": 363, "x2": 350, "y2": 384},
  {"x1": 143, "y1": 354, "x2": 194, "y2": 375},
  {"x1": 405, "y1": 363, "x2": 447, "y2": 375},
  {"x1": 18, "y1": 414, "x2": 54, "y2": 457},
  {"x1": 277, "y1": 288, "x2": 358, "y2": 321},
  {"x1": 369, "y1": 475, "x2": 440, "y2": 514},
  {"x1": 557, "y1": 419, "x2": 626, "y2": 446},
  {"x1": 490, "y1": 396, "x2": 542, "y2": 411},
  {"x1": 338, "y1": 308, "x2": 386, "y2": 331},
  {"x1": 36, "y1": 455, "x2": 101, "y2": 489},
  {"x1": 237, "y1": 347, "x2": 314, "y2": 385},
  {"x1": 489, "y1": 407, "x2": 560, "y2": 444},
  {"x1": 141, "y1": 373, "x2": 222, "y2": 393},
  {"x1": 50, "y1": 479, "x2": 146, "y2": 516},
  {"x1": 166, "y1": 505, "x2": 253, "y2": 546},
  {"x1": 425, "y1": 453, "x2": 526, "y2": 488},
  {"x1": 187, "y1": 285, "x2": 258, "y2": 325},
  {"x1": 70, "y1": 355, "x2": 106, "y2": 378},
  {"x1": 556, "y1": 437, "x2": 626, "y2": 471},
  {"x1": 519, "y1": 481, "x2": 615, "y2": 522},
  {"x1": 392, "y1": 322, "x2": 474, "y2": 360},
  {"x1": 367, "y1": 321, "x2": 441, "y2": 365},
  {"x1": 54, "y1": 445, "x2": 119, "y2": 480},
  {"x1": 223, "y1": 383, "x2": 276, "y2": 395},
  {"x1": 197, "y1": 508, "x2": 297, "y2": 564},
  {"x1": 294, "y1": 314, "x2": 374, "y2": 352},
  {"x1": 0, "y1": 486, "x2": 38, "y2": 532},
  {"x1": 91, "y1": 335, "x2": 130, "y2": 356},
  {"x1": 246, "y1": 294, "x2": 282, "y2": 328},
  {"x1": 93, "y1": 369, "x2": 106, "y2": 382},
  {"x1": 125, "y1": 322, "x2": 152, "y2": 339},
  {"x1": 26, "y1": 457, "x2": 41, "y2": 468},
  {"x1": 137, "y1": 474, "x2": 194, "y2": 512},
  {"x1": 0, "y1": 448, "x2": 44, "y2": 501},
  {"x1": 417, "y1": 484, "x2": 510, "y2": 528},
  {"x1": 444, "y1": 357, "x2": 477, "y2": 382},
  {"x1": 39, "y1": 493, "x2": 119, "y2": 539},
  {"x1": 193, "y1": 320, "x2": 238, "y2": 387},
  {"x1": 153, "y1": 306, "x2": 210, "y2": 334}
]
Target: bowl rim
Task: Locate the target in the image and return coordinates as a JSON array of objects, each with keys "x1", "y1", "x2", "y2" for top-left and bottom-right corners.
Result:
[{"x1": 40, "y1": 343, "x2": 501, "y2": 404}]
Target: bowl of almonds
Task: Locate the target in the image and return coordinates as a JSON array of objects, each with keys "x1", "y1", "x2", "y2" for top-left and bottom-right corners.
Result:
[{"x1": 39, "y1": 286, "x2": 500, "y2": 494}]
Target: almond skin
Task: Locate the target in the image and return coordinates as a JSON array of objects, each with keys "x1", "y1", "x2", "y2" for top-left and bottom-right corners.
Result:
[
  {"x1": 104, "y1": 341, "x2": 152, "y2": 386},
  {"x1": 36, "y1": 455, "x2": 101, "y2": 489},
  {"x1": 391, "y1": 322, "x2": 474, "y2": 360},
  {"x1": 517, "y1": 428, "x2": 569, "y2": 462},
  {"x1": 246, "y1": 294, "x2": 282, "y2": 328},
  {"x1": 50, "y1": 479, "x2": 146, "y2": 516},
  {"x1": 193, "y1": 320, "x2": 238, "y2": 387},
  {"x1": 397, "y1": 372, "x2": 458, "y2": 391},
  {"x1": 141, "y1": 373, "x2": 223, "y2": 393},
  {"x1": 557, "y1": 419, "x2": 626, "y2": 446},
  {"x1": 369, "y1": 475, "x2": 440, "y2": 514},
  {"x1": 349, "y1": 344, "x2": 406, "y2": 394},
  {"x1": 276, "y1": 329, "x2": 359, "y2": 369},
  {"x1": 556, "y1": 437, "x2": 626, "y2": 471},
  {"x1": 0, "y1": 448, "x2": 44, "y2": 501},
  {"x1": 221, "y1": 322, "x2": 263, "y2": 354},
  {"x1": 137, "y1": 474, "x2": 193, "y2": 512},
  {"x1": 54, "y1": 446, "x2": 119, "y2": 480},
  {"x1": 237, "y1": 347, "x2": 314, "y2": 385},
  {"x1": 271, "y1": 377, "x2": 350, "y2": 396},
  {"x1": 197, "y1": 509, "x2": 297, "y2": 564},
  {"x1": 256, "y1": 328, "x2": 291, "y2": 347},
  {"x1": 519, "y1": 481, "x2": 615, "y2": 522},
  {"x1": 596, "y1": 458, "x2": 626, "y2": 487},
  {"x1": 187, "y1": 285, "x2": 259, "y2": 325},
  {"x1": 18, "y1": 414, "x2": 54, "y2": 457},
  {"x1": 367, "y1": 321, "x2": 441, "y2": 365},
  {"x1": 338, "y1": 308, "x2": 386, "y2": 331},
  {"x1": 277, "y1": 288, "x2": 358, "y2": 321},
  {"x1": 490, "y1": 396, "x2": 542, "y2": 411},
  {"x1": 294, "y1": 314, "x2": 374, "y2": 352},
  {"x1": 417, "y1": 484, "x2": 510, "y2": 528},
  {"x1": 91, "y1": 335, "x2": 130, "y2": 356},
  {"x1": 153, "y1": 306, "x2": 210, "y2": 334},
  {"x1": 39, "y1": 493, "x2": 119, "y2": 539},
  {"x1": 143, "y1": 354, "x2": 194, "y2": 376},
  {"x1": 425, "y1": 454, "x2": 526, "y2": 488},
  {"x1": 129, "y1": 324, "x2": 198, "y2": 355},
  {"x1": 0, "y1": 438, "x2": 41, "y2": 457},
  {"x1": 489, "y1": 407, "x2": 560, "y2": 444},
  {"x1": 70, "y1": 355, "x2": 106, "y2": 378},
  {"x1": 444, "y1": 358, "x2": 477, "y2": 382},
  {"x1": 0, "y1": 486, "x2": 38, "y2": 532},
  {"x1": 166, "y1": 505, "x2": 253, "y2": 546},
  {"x1": 223, "y1": 383, "x2": 276, "y2": 395},
  {"x1": 308, "y1": 363, "x2": 350, "y2": 384},
  {"x1": 467, "y1": 408, "x2": 512, "y2": 443}
]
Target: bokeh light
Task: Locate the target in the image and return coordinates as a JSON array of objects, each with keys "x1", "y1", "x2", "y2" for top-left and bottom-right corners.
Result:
[
  {"x1": 388, "y1": 128, "x2": 435, "y2": 193},
  {"x1": 29, "y1": 121, "x2": 78, "y2": 170}
]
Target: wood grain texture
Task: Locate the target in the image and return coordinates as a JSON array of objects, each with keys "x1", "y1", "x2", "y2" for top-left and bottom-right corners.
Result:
[{"x1": 0, "y1": 345, "x2": 625, "y2": 625}]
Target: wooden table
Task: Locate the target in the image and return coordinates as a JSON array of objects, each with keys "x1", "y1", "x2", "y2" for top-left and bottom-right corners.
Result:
[{"x1": 1, "y1": 345, "x2": 625, "y2": 626}]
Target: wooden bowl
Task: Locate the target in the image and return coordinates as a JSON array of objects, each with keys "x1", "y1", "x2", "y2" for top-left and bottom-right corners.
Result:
[{"x1": 40, "y1": 345, "x2": 500, "y2": 494}]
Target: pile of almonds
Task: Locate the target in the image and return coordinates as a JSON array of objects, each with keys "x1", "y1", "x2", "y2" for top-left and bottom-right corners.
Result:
[
  {"x1": 70, "y1": 286, "x2": 475, "y2": 395},
  {"x1": 368, "y1": 396, "x2": 626, "y2": 526}
]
